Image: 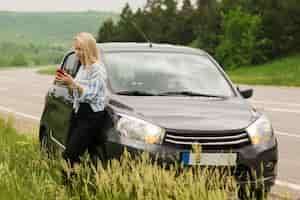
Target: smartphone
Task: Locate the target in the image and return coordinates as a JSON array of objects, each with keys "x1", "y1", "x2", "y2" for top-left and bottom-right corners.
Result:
[{"x1": 56, "y1": 69, "x2": 66, "y2": 76}]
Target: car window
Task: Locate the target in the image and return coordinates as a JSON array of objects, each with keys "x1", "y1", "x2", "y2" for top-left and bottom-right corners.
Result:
[
  {"x1": 62, "y1": 53, "x2": 80, "y2": 78},
  {"x1": 104, "y1": 52, "x2": 234, "y2": 97}
]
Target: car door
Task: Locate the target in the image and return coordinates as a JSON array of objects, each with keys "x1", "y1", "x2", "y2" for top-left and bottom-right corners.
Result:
[{"x1": 46, "y1": 52, "x2": 80, "y2": 149}]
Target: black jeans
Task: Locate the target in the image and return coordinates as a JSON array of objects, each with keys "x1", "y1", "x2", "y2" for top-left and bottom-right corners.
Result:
[{"x1": 63, "y1": 103, "x2": 105, "y2": 166}]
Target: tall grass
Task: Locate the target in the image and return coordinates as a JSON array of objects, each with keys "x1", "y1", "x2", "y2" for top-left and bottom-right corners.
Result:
[{"x1": 0, "y1": 116, "x2": 275, "y2": 200}]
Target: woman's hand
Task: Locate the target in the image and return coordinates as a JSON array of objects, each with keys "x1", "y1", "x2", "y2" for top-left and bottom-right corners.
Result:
[{"x1": 55, "y1": 72, "x2": 75, "y2": 88}]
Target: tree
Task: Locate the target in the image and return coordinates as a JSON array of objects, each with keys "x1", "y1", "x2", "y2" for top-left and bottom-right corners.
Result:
[
  {"x1": 178, "y1": 0, "x2": 196, "y2": 45},
  {"x1": 116, "y1": 3, "x2": 138, "y2": 42},
  {"x1": 282, "y1": 0, "x2": 300, "y2": 53},
  {"x1": 97, "y1": 18, "x2": 117, "y2": 42},
  {"x1": 192, "y1": 0, "x2": 221, "y2": 54},
  {"x1": 160, "y1": 0, "x2": 179, "y2": 43},
  {"x1": 96, "y1": 0, "x2": 300, "y2": 66},
  {"x1": 141, "y1": 0, "x2": 180, "y2": 44},
  {"x1": 140, "y1": 0, "x2": 164, "y2": 43},
  {"x1": 216, "y1": 7, "x2": 263, "y2": 68}
]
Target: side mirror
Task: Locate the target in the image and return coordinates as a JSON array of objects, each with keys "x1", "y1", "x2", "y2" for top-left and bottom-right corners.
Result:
[{"x1": 237, "y1": 86, "x2": 253, "y2": 99}]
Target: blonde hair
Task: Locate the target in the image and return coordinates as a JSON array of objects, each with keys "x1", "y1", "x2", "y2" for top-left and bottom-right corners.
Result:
[{"x1": 74, "y1": 32, "x2": 100, "y2": 68}]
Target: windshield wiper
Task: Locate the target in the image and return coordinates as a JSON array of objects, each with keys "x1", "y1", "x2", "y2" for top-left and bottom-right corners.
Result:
[
  {"x1": 115, "y1": 90, "x2": 157, "y2": 96},
  {"x1": 157, "y1": 91, "x2": 227, "y2": 98}
]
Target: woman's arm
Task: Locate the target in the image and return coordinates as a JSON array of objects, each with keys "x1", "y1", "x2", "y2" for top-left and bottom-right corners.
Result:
[
  {"x1": 70, "y1": 81, "x2": 84, "y2": 96},
  {"x1": 55, "y1": 66, "x2": 106, "y2": 102},
  {"x1": 55, "y1": 72, "x2": 84, "y2": 96},
  {"x1": 77, "y1": 71, "x2": 106, "y2": 103}
]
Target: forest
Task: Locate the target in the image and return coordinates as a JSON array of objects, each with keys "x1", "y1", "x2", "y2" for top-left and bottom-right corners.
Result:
[{"x1": 98, "y1": 0, "x2": 300, "y2": 68}]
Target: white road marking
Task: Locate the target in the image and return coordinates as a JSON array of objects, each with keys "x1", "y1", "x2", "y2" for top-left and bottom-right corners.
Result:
[
  {"x1": 276, "y1": 180, "x2": 300, "y2": 192},
  {"x1": 259, "y1": 107, "x2": 300, "y2": 114},
  {"x1": 252, "y1": 100, "x2": 300, "y2": 107},
  {"x1": 276, "y1": 130, "x2": 300, "y2": 139},
  {"x1": 251, "y1": 100, "x2": 300, "y2": 113},
  {"x1": 0, "y1": 105, "x2": 39, "y2": 121}
]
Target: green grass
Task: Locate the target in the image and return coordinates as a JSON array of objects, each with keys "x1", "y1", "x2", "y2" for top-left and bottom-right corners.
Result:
[
  {"x1": 37, "y1": 65, "x2": 58, "y2": 75},
  {"x1": 0, "y1": 11, "x2": 118, "y2": 67},
  {"x1": 0, "y1": 42, "x2": 66, "y2": 67},
  {"x1": 226, "y1": 54, "x2": 300, "y2": 86},
  {"x1": 0, "y1": 11, "x2": 118, "y2": 45},
  {"x1": 0, "y1": 116, "x2": 245, "y2": 200}
]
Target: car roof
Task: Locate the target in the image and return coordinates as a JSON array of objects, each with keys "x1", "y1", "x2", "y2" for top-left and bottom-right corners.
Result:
[{"x1": 96, "y1": 42, "x2": 207, "y2": 55}]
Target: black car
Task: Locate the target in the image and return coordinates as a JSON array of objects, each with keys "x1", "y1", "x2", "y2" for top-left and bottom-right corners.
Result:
[{"x1": 39, "y1": 43, "x2": 278, "y2": 197}]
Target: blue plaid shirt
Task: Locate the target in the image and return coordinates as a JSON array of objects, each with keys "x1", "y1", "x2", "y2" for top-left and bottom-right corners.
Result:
[{"x1": 72, "y1": 62, "x2": 108, "y2": 114}]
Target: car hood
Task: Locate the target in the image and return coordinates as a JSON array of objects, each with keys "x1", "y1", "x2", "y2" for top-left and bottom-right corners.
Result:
[{"x1": 108, "y1": 95, "x2": 256, "y2": 131}]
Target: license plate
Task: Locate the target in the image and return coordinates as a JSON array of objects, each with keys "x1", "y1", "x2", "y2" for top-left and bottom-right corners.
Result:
[{"x1": 181, "y1": 152, "x2": 237, "y2": 166}]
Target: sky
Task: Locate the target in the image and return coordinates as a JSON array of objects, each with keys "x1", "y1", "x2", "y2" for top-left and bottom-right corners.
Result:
[{"x1": 0, "y1": 0, "x2": 147, "y2": 13}]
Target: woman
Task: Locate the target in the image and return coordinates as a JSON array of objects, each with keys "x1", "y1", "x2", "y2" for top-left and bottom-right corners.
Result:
[{"x1": 55, "y1": 32, "x2": 108, "y2": 167}]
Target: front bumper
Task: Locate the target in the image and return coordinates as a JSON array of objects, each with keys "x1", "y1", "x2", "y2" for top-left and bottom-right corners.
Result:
[{"x1": 104, "y1": 135, "x2": 278, "y2": 189}]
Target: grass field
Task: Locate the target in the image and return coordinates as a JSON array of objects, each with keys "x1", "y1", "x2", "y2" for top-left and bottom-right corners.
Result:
[
  {"x1": 0, "y1": 116, "x2": 245, "y2": 200},
  {"x1": 37, "y1": 65, "x2": 58, "y2": 75},
  {"x1": 0, "y1": 11, "x2": 118, "y2": 67},
  {"x1": 227, "y1": 54, "x2": 300, "y2": 86},
  {"x1": 0, "y1": 11, "x2": 117, "y2": 45}
]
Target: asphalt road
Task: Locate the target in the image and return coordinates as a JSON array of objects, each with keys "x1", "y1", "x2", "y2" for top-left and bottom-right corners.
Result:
[{"x1": 0, "y1": 67, "x2": 300, "y2": 198}]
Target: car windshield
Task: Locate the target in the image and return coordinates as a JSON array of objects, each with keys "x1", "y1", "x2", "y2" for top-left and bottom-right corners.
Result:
[{"x1": 103, "y1": 52, "x2": 234, "y2": 97}]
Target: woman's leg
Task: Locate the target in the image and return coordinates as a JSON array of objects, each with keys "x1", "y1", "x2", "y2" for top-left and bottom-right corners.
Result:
[
  {"x1": 63, "y1": 104, "x2": 105, "y2": 166},
  {"x1": 87, "y1": 111, "x2": 106, "y2": 165},
  {"x1": 63, "y1": 119, "x2": 95, "y2": 166}
]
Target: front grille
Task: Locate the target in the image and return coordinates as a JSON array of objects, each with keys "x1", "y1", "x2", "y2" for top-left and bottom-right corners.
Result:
[{"x1": 164, "y1": 130, "x2": 251, "y2": 150}]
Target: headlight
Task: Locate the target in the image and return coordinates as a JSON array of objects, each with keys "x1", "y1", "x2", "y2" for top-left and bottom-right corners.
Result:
[
  {"x1": 246, "y1": 115, "x2": 274, "y2": 145},
  {"x1": 116, "y1": 114, "x2": 165, "y2": 144}
]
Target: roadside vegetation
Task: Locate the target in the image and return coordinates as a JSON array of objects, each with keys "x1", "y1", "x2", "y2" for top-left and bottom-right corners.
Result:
[
  {"x1": 0, "y1": 116, "x2": 274, "y2": 200},
  {"x1": 2, "y1": 2, "x2": 300, "y2": 87},
  {"x1": 36, "y1": 65, "x2": 58, "y2": 75},
  {"x1": 36, "y1": 0, "x2": 300, "y2": 87},
  {"x1": 3, "y1": 1, "x2": 300, "y2": 72},
  {"x1": 99, "y1": 0, "x2": 300, "y2": 70},
  {"x1": 227, "y1": 54, "x2": 300, "y2": 86},
  {"x1": 0, "y1": 42, "x2": 65, "y2": 67},
  {"x1": 0, "y1": 11, "x2": 117, "y2": 68}
]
